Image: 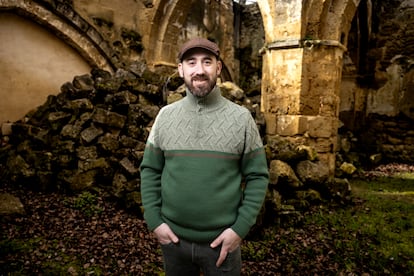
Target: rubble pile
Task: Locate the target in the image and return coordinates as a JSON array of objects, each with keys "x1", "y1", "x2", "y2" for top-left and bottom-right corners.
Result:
[
  {"x1": 0, "y1": 65, "x2": 266, "y2": 212},
  {"x1": 0, "y1": 67, "x2": 167, "y2": 209}
]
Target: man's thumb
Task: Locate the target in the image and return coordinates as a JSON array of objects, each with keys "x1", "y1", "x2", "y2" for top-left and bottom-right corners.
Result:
[
  {"x1": 210, "y1": 236, "x2": 222, "y2": 248},
  {"x1": 170, "y1": 233, "x2": 179, "y2": 243}
]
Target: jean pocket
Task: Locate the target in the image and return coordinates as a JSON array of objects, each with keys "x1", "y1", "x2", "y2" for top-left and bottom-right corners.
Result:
[{"x1": 220, "y1": 246, "x2": 241, "y2": 273}]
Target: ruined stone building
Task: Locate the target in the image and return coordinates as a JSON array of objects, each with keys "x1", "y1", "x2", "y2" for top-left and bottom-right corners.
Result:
[{"x1": 1, "y1": 0, "x2": 413, "y2": 180}]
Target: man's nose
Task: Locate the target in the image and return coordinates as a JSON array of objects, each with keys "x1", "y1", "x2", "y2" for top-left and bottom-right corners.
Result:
[{"x1": 193, "y1": 62, "x2": 205, "y2": 74}]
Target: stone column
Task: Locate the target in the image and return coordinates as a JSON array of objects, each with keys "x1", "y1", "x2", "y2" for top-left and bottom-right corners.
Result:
[{"x1": 260, "y1": 0, "x2": 345, "y2": 177}]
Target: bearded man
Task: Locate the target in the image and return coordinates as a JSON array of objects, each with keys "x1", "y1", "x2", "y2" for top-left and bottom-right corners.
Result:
[{"x1": 140, "y1": 37, "x2": 269, "y2": 276}]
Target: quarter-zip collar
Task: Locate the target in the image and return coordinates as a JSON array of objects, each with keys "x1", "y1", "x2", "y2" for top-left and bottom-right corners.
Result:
[{"x1": 182, "y1": 85, "x2": 226, "y2": 112}]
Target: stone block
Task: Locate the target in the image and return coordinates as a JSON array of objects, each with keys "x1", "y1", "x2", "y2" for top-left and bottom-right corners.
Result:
[
  {"x1": 316, "y1": 153, "x2": 336, "y2": 177},
  {"x1": 0, "y1": 193, "x2": 25, "y2": 215},
  {"x1": 92, "y1": 107, "x2": 126, "y2": 129},
  {"x1": 264, "y1": 113, "x2": 277, "y2": 135},
  {"x1": 276, "y1": 115, "x2": 307, "y2": 136},
  {"x1": 319, "y1": 94, "x2": 339, "y2": 117},
  {"x1": 295, "y1": 160, "x2": 329, "y2": 184},
  {"x1": 80, "y1": 125, "x2": 104, "y2": 144},
  {"x1": 307, "y1": 116, "x2": 335, "y2": 138},
  {"x1": 309, "y1": 137, "x2": 335, "y2": 153},
  {"x1": 269, "y1": 160, "x2": 302, "y2": 188},
  {"x1": 1, "y1": 122, "x2": 13, "y2": 136}
]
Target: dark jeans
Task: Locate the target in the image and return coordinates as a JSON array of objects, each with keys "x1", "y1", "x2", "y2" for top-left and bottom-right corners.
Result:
[{"x1": 160, "y1": 239, "x2": 241, "y2": 276}]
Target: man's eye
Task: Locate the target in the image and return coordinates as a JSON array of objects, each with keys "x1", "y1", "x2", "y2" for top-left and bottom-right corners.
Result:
[{"x1": 204, "y1": 60, "x2": 212, "y2": 65}]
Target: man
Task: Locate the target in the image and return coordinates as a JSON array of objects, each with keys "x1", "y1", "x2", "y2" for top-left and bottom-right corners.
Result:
[{"x1": 140, "y1": 37, "x2": 269, "y2": 276}]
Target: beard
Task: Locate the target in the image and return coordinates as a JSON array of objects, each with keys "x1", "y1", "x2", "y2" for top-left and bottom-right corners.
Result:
[{"x1": 185, "y1": 74, "x2": 217, "y2": 97}]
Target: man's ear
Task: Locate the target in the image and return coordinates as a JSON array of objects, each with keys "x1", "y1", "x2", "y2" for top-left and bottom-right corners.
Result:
[
  {"x1": 217, "y1": 60, "x2": 222, "y2": 75},
  {"x1": 178, "y1": 63, "x2": 184, "y2": 77}
]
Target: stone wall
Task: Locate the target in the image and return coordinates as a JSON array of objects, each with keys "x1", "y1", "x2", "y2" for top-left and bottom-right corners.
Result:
[
  {"x1": 237, "y1": 3, "x2": 264, "y2": 91},
  {"x1": 361, "y1": 114, "x2": 414, "y2": 164},
  {"x1": 339, "y1": 0, "x2": 414, "y2": 165},
  {"x1": 72, "y1": 0, "x2": 236, "y2": 78}
]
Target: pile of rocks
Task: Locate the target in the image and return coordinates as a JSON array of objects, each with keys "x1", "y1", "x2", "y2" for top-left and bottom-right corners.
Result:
[
  {"x1": 0, "y1": 66, "x2": 166, "y2": 210},
  {"x1": 0, "y1": 64, "x2": 266, "y2": 212},
  {"x1": 264, "y1": 135, "x2": 352, "y2": 225}
]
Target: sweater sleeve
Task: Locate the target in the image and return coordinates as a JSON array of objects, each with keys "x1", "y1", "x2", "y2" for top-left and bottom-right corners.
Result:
[
  {"x1": 140, "y1": 114, "x2": 165, "y2": 231},
  {"x1": 231, "y1": 113, "x2": 269, "y2": 238}
]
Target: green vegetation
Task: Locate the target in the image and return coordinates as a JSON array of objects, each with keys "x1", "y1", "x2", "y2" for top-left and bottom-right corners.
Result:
[
  {"x1": 242, "y1": 173, "x2": 414, "y2": 274},
  {"x1": 345, "y1": 175, "x2": 414, "y2": 271},
  {"x1": 67, "y1": 191, "x2": 103, "y2": 217}
]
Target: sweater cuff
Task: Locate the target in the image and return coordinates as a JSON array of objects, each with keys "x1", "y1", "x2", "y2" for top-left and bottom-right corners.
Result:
[
  {"x1": 144, "y1": 210, "x2": 164, "y2": 231},
  {"x1": 231, "y1": 216, "x2": 251, "y2": 239}
]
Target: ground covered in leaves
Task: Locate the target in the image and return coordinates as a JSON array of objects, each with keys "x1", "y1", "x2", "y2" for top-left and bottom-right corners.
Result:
[
  {"x1": 0, "y1": 186, "x2": 162, "y2": 275},
  {"x1": 1, "y1": 163, "x2": 413, "y2": 275}
]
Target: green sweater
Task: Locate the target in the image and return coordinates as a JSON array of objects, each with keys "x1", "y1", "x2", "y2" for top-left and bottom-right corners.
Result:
[{"x1": 140, "y1": 86, "x2": 269, "y2": 243}]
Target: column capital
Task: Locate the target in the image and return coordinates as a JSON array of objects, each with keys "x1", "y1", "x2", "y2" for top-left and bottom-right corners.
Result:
[{"x1": 260, "y1": 38, "x2": 347, "y2": 54}]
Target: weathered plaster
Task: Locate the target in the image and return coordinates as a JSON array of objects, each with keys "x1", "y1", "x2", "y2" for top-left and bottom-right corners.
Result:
[{"x1": 0, "y1": 12, "x2": 90, "y2": 123}]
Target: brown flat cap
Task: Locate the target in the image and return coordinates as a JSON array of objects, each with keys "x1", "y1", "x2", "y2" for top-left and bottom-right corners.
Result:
[{"x1": 178, "y1": 37, "x2": 220, "y2": 61}]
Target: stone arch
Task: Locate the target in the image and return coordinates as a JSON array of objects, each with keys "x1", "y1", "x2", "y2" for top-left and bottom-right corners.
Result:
[
  {"x1": 300, "y1": 0, "x2": 360, "y2": 116},
  {"x1": 304, "y1": 0, "x2": 360, "y2": 44},
  {"x1": 146, "y1": 0, "x2": 187, "y2": 67},
  {"x1": 145, "y1": 0, "x2": 234, "y2": 82},
  {"x1": 0, "y1": 0, "x2": 116, "y2": 72}
]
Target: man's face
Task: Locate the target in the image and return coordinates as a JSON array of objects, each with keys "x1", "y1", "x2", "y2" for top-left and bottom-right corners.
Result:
[{"x1": 178, "y1": 48, "x2": 222, "y2": 97}]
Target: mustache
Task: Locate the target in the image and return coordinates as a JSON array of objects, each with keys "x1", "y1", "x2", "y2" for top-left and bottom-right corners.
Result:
[{"x1": 191, "y1": 75, "x2": 208, "y2": 81}]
